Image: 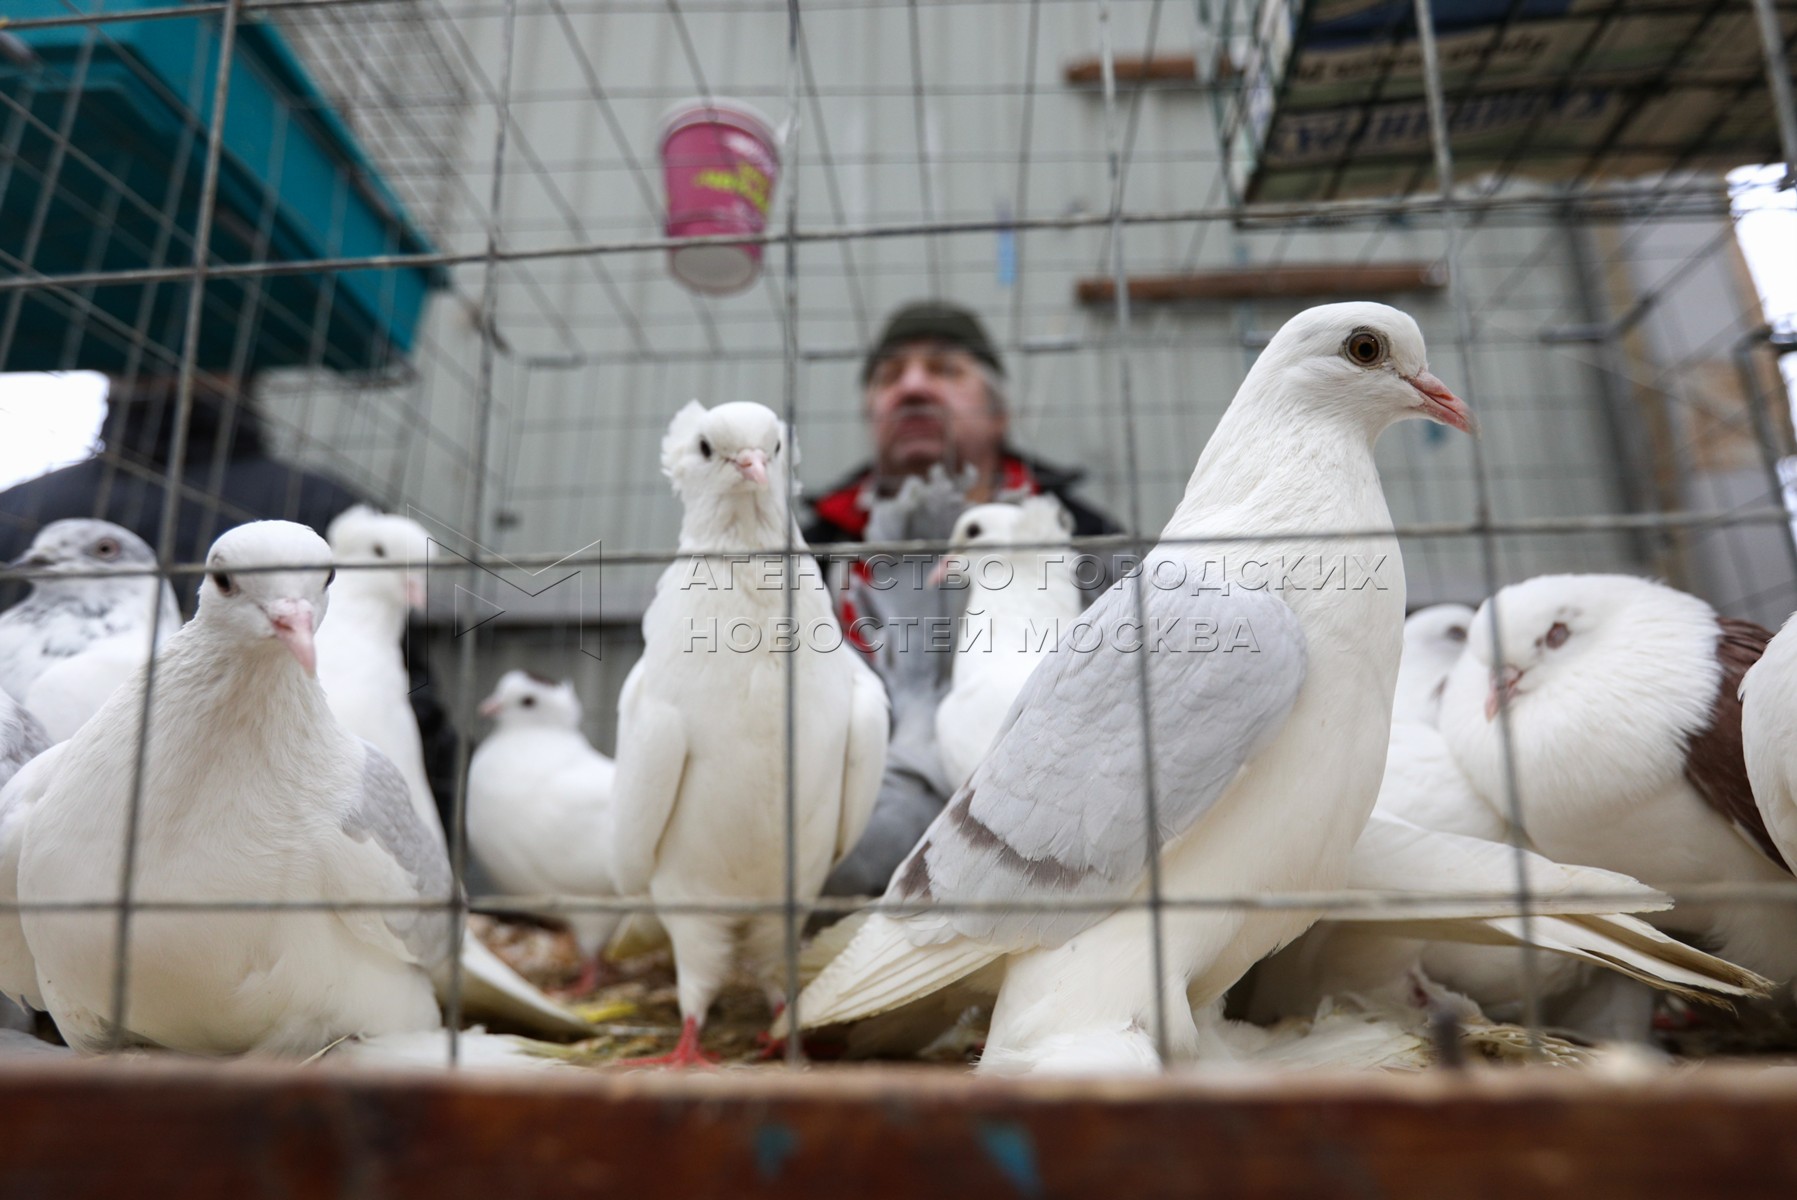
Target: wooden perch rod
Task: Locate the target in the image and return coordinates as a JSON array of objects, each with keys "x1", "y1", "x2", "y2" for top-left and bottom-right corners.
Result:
[
  {"x1": 1063, "y1": 55, "x2": 1199, "y2": 84},
  {"x1": 1076, "y1": 263, "x2": 1448, "y2": 305}
]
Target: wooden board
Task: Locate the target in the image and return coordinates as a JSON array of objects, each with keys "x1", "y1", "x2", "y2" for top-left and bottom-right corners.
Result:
[
  {"x1": 1063, "y1": 55, "x2": 1199, "y2": 85},
  {"x1": 1076, "y1": 264, "x2": 1447, "y2": 306},
  {"x1": 4, "y1": 1061, "x2": 1797, "y2": 1198}
]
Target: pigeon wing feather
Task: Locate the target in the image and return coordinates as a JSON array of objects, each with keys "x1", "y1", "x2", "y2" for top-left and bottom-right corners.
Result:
[
  {"x1": 330, "y1": 741, "x2": 458, "y2": 977},
  {"x1": 800, "y1": 582, "x2": 1306, "y2": 1028},
  {"x1": 892, "y1": 580, "x2": 1308, "y2": 949},
  {"x1": 609, "y1": 660, "x2": 689, "y2": 896}
]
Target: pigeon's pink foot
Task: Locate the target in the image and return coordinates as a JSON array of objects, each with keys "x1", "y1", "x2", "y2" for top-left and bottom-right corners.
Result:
[
  {"x1": 753, "y1": 1029, "x2": 787, "y2": 1061},
  {"x1": 555, "y1": 955, "x2": 616, "y2": 999},
  {"x1": 755, "y1": 1003, "x2": 809, "y2": 1061},
  {"x1": 620, "y1": 1016, "x2": 720, "y2": 1068}
]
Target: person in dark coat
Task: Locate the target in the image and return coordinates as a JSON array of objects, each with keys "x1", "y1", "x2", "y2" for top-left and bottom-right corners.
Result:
[
  {"x1": 0, "y1": 373, "x2": 462, "y2": 833},
  {"x1": 802, "y1": 300, "x2": 1123, "y2": 551},
  {"x1": 811, "y1": 303, "x2": 1126, "y2": 897}
]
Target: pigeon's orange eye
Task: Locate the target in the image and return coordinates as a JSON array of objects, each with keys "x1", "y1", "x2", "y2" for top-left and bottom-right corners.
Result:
[
  {"x1": 1345, "y1": 331, "x2": 1386, "y2": 366},
  {"x1": 212, "y1": 572, "x2": 233, "y2": 595},
  {"x1": 1545, "y1": 621, "x2": 1570, "y2": 649}
]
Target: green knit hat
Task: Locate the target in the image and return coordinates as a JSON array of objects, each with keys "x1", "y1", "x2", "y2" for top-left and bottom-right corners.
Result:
[{"x1": 860, "y1": 300, "x2": 1004, "y2": 384}]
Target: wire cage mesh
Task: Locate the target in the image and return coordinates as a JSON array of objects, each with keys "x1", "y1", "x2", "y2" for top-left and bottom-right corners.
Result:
[{"x1": 0, "y1": 0, "x2": 1795, "y2": 1096}]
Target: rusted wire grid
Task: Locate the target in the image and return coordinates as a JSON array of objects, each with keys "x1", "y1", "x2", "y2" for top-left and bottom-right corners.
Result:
[{"x1": 0, "y1": 0, "x2": 1792, "y2": 1076}]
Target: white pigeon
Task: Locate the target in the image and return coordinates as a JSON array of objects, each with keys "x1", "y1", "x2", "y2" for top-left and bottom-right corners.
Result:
[
  {"x1": 1379, "y1": 604, "x2": 1491, "y2": 839},
  {"x1": 0, "y1": 521, "x2": 454, "y2": 1054},
  {"x1": 315, "y1": 506, "x2": 442, "y2": 846},
  {"x1": 1438, "y1": 573, "x2": 1797, "y2": 984},
  {"x1": 802, "y1": 804, "x2": 1765, "y2": 1067},
  {"x1": 1742, "y1": 611, "x2": 1797, "y2": 877},
  {"x1": 1375, "y1": 721, "x2": 1507, "y2": 842},
  {"x1": 468, "y1": 670, "x2": 619, "y2": 991},
  {"x1": 0, "y1": 520, "x2": 183, "y2": 741},
  {"x1": 792, "y1": 302, "x2": 1474, "y2": 1071},
  {"x1": 611, "y1": 399, "x2": 889, "y2": 1065},
  {"x1": 1392, "y1": 603, "x2": 1473, "y2": 726},
  {"x1": 1372, "y1": 604, "x2": 1606, "y2": 1017},
  {"x1": 933, "y1": 496, "x2": 1083, "y2": 791}
]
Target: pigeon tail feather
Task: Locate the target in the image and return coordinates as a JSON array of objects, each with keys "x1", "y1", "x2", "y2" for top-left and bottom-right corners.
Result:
[
  {"x1": 1375, "y1": 911, "x2": 1772, "y2": 1002},
  {"x1": 454, "y1": 932, "x2": 597, "y2": 1038},
  {"x1": 790, "y1": 914, "x2": 998, "y2": 1031},
  {"x1": 1496, "y1": 913, "x2": 1772, "y2": 1003}
]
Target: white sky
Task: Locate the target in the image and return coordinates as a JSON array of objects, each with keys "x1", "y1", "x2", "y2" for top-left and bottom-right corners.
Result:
[
  {"x1": 0, "y1": 170, "x2": 1792, "y2": 490},
  {"x1": 0, "y1": 372, "x2": 107, "y2": 491}
]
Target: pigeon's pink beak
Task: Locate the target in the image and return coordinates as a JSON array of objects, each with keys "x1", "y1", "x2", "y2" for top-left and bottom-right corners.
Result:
[
  {"x1": 734, "y1": 449, "x2": 769, "y2": 487},
  {"x1": 267, "y1": 600, "x2": 317, "y2": 676},
  {"x1": 478, "y1": 696, "x2": 503, "y2": 719},
  {"x1": 1407, "y1": 370, "x2": 1475, "y2": 434},
  {"x1": 926, "y1": 554, "x2": 960, "y2": 587},
  {"x1": 1484, "y1": 665, "x2": 1524, "y2": 721}
]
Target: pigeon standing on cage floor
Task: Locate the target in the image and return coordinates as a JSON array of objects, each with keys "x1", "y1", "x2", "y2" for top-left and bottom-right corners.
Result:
[
  {"x1": 1439, "y1": 573, "x2": 1797, "y2": 987},
  {"x1": 791, "y1": 302, "x2": 1473, "y2": 1073},
  {"x1": 0, "y1": 520, "x2": 184, "y2": 742},
  {"x1": 799, "y1": 804, "x2": 1767, "y2": 1068},
  {"x1": 611, "y1": 400, "x2": 889, "y2": 1066},
  {"x1": 468, "y1": 670, "x2": 620, "y2": 994},
  {"x1": 933, "y1": 496, "x2": 1083, "y2": 792},
  {"x1": 0, "y1": 521, "x2": 457, "y2": 1055},
  {"x1": 315, "y1": 505, "x2": 443, "y2": 846}
]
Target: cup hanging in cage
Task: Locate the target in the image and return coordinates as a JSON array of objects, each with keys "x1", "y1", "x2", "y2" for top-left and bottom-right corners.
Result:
[{"x1": 660, "y1": 98, "x2": 783, "y2": 295}]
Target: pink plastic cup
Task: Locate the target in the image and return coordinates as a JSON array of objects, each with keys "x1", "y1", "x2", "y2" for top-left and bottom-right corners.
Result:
[{"x1": 660, "y1": 99, "x2": 781, "y2": 295}]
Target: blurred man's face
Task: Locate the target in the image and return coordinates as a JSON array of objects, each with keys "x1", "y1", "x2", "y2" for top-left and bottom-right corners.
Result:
[{"x1": 865, "y1": 340, "x2": 1007, "y2": 483}]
